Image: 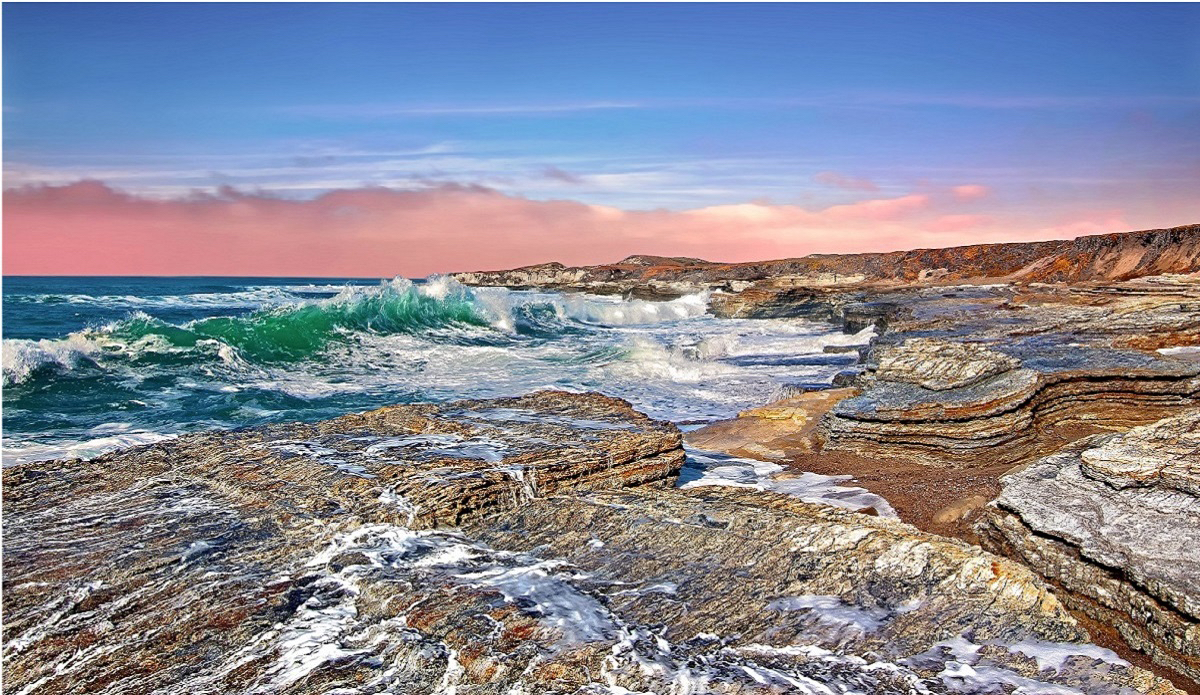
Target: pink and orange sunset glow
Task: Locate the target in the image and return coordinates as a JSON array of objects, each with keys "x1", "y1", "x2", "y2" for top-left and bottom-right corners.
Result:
[{"x1": 5, "y1": 179, "x2": 1191, "y2": 277}]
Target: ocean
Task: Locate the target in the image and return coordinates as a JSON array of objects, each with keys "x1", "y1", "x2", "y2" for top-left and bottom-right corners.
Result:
[{"x1": 2, "y1": 275, "x2": 872, "y2": 466}]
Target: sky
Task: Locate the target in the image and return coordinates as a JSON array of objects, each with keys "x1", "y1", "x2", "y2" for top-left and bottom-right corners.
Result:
[{"x1": 4, "y1": 2, "x2": 1199, "y2": 276}]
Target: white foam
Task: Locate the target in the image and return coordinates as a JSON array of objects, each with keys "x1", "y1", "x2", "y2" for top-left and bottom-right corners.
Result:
[
  {"x1": 558, "y1": 291, "x2": 711, "y2": 326},
  {"x1": 261, "y1": 440, "x2": 374, "y2": 478},
  {"x1": 3, "y1": 431, "x2": 174, "y2": 466},
  {"x1": 678, "y1": 448, "x2": 897, "y2": 517},
  {"x1": 2, "y1": 336, "x2": 101, "y2": 385},
  {"x1": 363, "y1": 434, "x2": 511, "y2": 463},
  {"x1": 308, "y1": 524, "x2": 618, "y2": 648},
  {"x1": 766, "y1": 595, "x2": 889, "y2": 635},
  {"x1": 1007, "y1": 639, "x2": 1129, "y2": 672}
]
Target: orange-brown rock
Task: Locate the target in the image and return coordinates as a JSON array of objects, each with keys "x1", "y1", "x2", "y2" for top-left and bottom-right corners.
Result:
[
  {"x1": 454, "y1": 224, "x2": 1199, "y2": 303},
  {"x1": 4, "y1": 391, "x2": 1182, "y2": 694}
]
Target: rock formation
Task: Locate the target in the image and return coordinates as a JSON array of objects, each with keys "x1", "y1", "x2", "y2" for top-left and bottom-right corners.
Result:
[
  {"x1": 977, "y1": 410, "x2": 1200, "y2": 686},
  {"x1": 9, "y1": 224, "x2": 1200, "y2": 693},
  {"x1": 454, "y1": 224, "x2": 1200, "y2": 300},
  {"x1": 3, "y1": 392, "x2": 1181, "y2": 694},
  {"x1": 441, "y1": 224, "x2": 1200, "y2": 691},
  {"x1": 814, "y1": 280, "x2": 1200, "y2": 466}
]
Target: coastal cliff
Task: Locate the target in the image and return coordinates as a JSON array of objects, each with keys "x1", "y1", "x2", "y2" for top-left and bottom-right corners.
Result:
[
  {"x1": 452, "y1": 223, "x2": 1200, "y2": 690},
  {"x1": 453, "y1": 224, "x2": 1200, "y2": 300}
]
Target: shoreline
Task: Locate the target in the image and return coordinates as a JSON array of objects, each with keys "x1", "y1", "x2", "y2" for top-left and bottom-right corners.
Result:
[{"x1": 5, "y1": 225, "x2": 1198, "y2": 693}]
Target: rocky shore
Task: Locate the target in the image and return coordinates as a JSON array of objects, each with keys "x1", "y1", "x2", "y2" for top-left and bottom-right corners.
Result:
[
  {"x1": 5, "y1": 225, "x2": 1200, "y2": 693},
  {"x1": 3, "y1": 392, "x2": 1183, "y2": 694},
  {"x1": 455, "y1": 225, "x2": 1200, "y2": 691}
]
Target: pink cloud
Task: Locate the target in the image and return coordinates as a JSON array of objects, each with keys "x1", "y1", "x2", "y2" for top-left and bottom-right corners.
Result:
[
  {"x1": 1, "y1": 180, "x2": 1188, "y2": 276},
  {"x1": 813, "y1": 171, "x2": 879, "y2": 192},
  {"x1": 952, "y1": 184, "x2": 990, "y2": 200}
]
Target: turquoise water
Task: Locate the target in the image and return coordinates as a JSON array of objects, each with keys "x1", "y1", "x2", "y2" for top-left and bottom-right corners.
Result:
[{"x1": 2, "y1": 275, "x2": 871, "y2": 464}]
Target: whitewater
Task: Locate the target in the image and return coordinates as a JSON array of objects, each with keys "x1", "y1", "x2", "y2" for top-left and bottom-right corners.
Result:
[{"x1": 2, "y1": 275, "x2": 872, "y2": 465}]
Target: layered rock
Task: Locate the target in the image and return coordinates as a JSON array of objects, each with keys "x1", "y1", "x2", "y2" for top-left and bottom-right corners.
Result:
[
  {"x1": 3, "y1": 392, "x2": 1180, "y2": 694},
  {"x1": 454, "y1": 224, "x2": 1200, "y2": 302},
  {"x1": 977, "y1": 411, "x2": 1200, "y2": 685},
  {"x1": 874, "y1": 338, "x2": 1021, "y2": 391},
  {"x1": 812, "y1": 279, "x2": 1200, "y2": 466}
]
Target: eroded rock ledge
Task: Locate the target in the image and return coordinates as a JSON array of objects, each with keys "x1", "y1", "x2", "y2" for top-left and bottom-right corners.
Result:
[
  {"x1": 2, "y1": 392, "x2": 1180, "y2": 694},
  {"x1": 822, "y1": 333, "x2": 1200, "y2": 466},
  {"x1": 977, "y1": 410, "x2": 1200, "y2": 685}
]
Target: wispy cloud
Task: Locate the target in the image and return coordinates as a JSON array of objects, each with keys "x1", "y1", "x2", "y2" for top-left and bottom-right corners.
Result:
[
  {"x1": 280, "y1": 101, "x2": 643, "y2": 118},
  {"x1": 273, "y1": 93, "x2": 1200, "y2": 121},
  {"x1": 951, "y1": 184, "x2": 990, "y2": 200},
  {"x1": 541, "y1": 165, "x2": 583, "y2": 184},
  {"x1": 813, "y1": 171, "x2": 879, "y2": 192}
]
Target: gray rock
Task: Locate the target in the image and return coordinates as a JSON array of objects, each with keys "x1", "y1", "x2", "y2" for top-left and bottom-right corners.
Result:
[
  {"x1": 978, "y1": 411, "x2": 1200, "y2": 684},
  {"x1": 874, "y1": 338, "x2": 1021, "y2": 391}
]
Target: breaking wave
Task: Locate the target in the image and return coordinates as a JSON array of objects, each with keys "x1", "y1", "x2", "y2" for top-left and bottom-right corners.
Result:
[{"x1": 2, "y1": 277, "x2": 715, "y2": 386}]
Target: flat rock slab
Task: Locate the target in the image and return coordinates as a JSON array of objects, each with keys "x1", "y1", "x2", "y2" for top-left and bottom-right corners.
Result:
[
  {"x1": 979, "y1": 410, "x2": 1200, "y2": 686},
  {"x1": 874, "y1": 338, "x2": 1021, "y2": 391},
  {"x1": 1080, "y1": 409, "x2": 1200, "y2": 495}
]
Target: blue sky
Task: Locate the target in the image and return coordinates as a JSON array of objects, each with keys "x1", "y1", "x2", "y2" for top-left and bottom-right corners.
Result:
[{"x1": 4, "y1": 2, "x2": 1199, "y2": 213}]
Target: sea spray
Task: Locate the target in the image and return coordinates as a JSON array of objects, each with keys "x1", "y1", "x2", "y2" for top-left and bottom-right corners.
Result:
[{"x1": 4, "y1": 276, "x2": 874, "y2": 465}]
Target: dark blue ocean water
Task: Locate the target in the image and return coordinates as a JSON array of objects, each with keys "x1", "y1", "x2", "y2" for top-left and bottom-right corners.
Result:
[{"x1": 2, "y1": 275, "x2": 868, "y2": 464}]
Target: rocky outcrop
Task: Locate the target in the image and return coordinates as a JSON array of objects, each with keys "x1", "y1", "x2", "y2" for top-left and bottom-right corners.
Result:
[
  {"x1": 977, "y1": 411, "x2": 1200, "y2": 685},
  {"x1": 454, "y1": 224, "x2": 1200, "y2": 301},
  {"x1": 3, "y1": 392, "x2": 1180, "y2": 694},
  {"x1": 874, "y1": 338, "x2": 1021, "y2": 391},
  {"x1": 822, "y1": 338, "x2": 1200, "y2": 466},
  {"x1": 811, "y1": 279, "x2": 1200, "y2": 466}
]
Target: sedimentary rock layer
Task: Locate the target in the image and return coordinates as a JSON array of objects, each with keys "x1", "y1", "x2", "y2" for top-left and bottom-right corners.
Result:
[
  {"x1": 803, "y1": 278, "x2": 1200, "y2": 466},
  {"x1": 454, "y1": 224, "x2": 1200, "y2": 300},
  {"x1": 3, "y1": 393, "x2": 1179, "y2": 694},
  {"x1": 977, "y1": 411, "x2": 1200, "y2": 686},
  {"x1": 821, "y1": 340, "x2": 1200, "y2": 465}
]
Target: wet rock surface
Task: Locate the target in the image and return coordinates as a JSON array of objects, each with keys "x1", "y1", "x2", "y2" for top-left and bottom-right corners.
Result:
[
  {"x1": 977, "y1": 411, "x2": 1200, "y2": 685},
  {"x1": 873, "y1": 338, "x2": 1021, "y2": 391},
  {"x1": 1, "y1": 392, "x2": 680, "y2": 694},
  {"x1": 3, "y1": 391, "x2": 1181, "y2": 694}
]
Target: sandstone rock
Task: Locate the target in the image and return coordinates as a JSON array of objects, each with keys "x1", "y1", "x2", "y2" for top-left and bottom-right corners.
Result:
[
  {"x1": 874, "y1": 337, "x2": 1020, "y2": 391},
  {"x1": 823, "y1": 351, "x2": 1200, "y2": 466},
  {"x1": 455, "y1": 225, "x2": 1200, "y2": 304},
  {"x1": 817, "y1": 285, "x2": 1200, "y2": 467},
  {"x1": 977, "y1": 411, "x2": 1200, "y2": 686},
  {"x1": 3, "y1": 393, "x2": 1179, "y2": 694},
  {"x1": 686, "y1": 388, "x2": 857, "y2": 459},
  {"x1": 1079, "y1": 409, "x2": 1200, "y2": 494}
]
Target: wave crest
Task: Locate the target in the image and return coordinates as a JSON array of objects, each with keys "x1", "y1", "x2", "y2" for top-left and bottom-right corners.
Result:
[
  {"x1": 2, "y1": 336, "x2": 103, "y2": 386},
  {"x1": 3, "y1": 278, "x2": 490, "y2": 383},
  {"x1": 3, "y1": 278, "x2": 717, "y2": 387}
]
